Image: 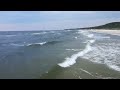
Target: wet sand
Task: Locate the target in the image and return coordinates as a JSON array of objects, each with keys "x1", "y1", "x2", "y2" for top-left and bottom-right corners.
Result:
[{"x1": 90, "y1": 29, "x2": 120, "y2": 36}]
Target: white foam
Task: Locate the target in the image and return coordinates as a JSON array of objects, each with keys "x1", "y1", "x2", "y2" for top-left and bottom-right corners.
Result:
[
  {"x1": 66, "y1": 49, "x2": 81, "y2": 51},
  {"x1": 108, "y1": 65, "x2": 120, "y2": 72},
  {"x1": 32, "y1": 32, "x2": 47, "y2": 35},
  {"x1": 26, "y1": 42, "x2": 47, "y2": 46},
  {"x1": 75, "y1": 37, "x2": 78, "y2": 39},
  {"x1": 6, "y1": 35, "x2": 16, "y2": 37},
  {"x1": 78, "y1": 30, "x2": 87, "y2": 34},
  {"x1": 58, "y1": 40, "x2": 95, "y2": 68},
  {"x1": 94, "y1": 36, "x2": 110, "y2": 39},
  {"x1": 87, "y1": 34, "x2": 94, "y2": 38},
  {"x1": 58, "y1": 30, "x2": 96, "y2": 68},
  {"x1": 82, "y1": 42, "x2": 120, "y2": 72},
  {"x1": 83, "y1": 40, "x2": 95, "y2": 44},
  {"x1": 104, "y1": 60, "x2": 120, "y2": 72},
  {"x1": 89, "y1": 40, "x2": 95, "y2": 43},
  {"x1": 80, "y1": 68, "x2": 94, "y2": 76},
  {"x1": 37, "y1": 42, "x2": 47, "y2": 45},
  {"x1": 78, "y1": 30, "x2": 94, "y2": 38},
  {"x1": 77, "y1": 30, "x2": 86, "y2": 34}
]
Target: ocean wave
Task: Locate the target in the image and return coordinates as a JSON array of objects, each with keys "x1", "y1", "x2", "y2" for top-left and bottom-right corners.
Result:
[
  {"x1": 58, "y1": 39, "x2": 95, "y2": 68},
  {"x1": 78, "y1": 30, "x2": 94, "y2": 38},
  {"x1": 79, "y1": 30, "x2": 111, "y2": 40},
  {"x1": 10, "y1": 43, "x2": 24, "y2": 46},
  {"x1": 32, "y1": 32, "x2": 47, "y2": 35},
  {"x1": 10, "y1": 41, "x2": 61, "y2": 47},
  {"x1": 77, "y1": 30, "x2": 86, "y2": 35},
  {"x1": 46, "y1": 41, "x2": 61, "y2": 45},
  {"x1": 26, "y1": 42, "x2": 47, "y2": 46},
  {"x1": 83, "y1": 40, "x2": 95, "y2": 44},
  {"x1": 66, "y1": 49, "x2": 82, "y2": 51},
  {"x1": 0, "y1": 35, "x2": 16, "y2": 37},
  {"x1": 87, "y1": 34, "x2": 94, "y2": 38},
  {"x1": 82, "y1": 42, "x2": 120, "y2": 72},
  {"x1": 10, "y1": 42, "x2": 47, "y2": 47},
  {"x1": 6, "y1": 35, "x2": 16, "y2": 37},
  {"x1": 94, "y1": 36, "x2": 110, "y2": 39},
  {"x1": 26, "y1": 41, "x2": 61, "y2": 47},
  {"x1": 83, "y1": 33, "x2": 94, "y2": 38}
]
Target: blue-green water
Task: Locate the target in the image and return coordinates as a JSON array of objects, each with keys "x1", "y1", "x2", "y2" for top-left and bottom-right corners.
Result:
[{"x1": 0, "y1": 30, "x2": 120, "y2": 79}]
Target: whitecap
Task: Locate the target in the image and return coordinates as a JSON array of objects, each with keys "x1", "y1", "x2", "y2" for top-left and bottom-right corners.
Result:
[
  {"x1": 75, "y1": 37, "x2": 78, "y2": 39},
  {"x1": 26, "y1": 42, "x2": 47, "y2": 46},
  {"x1": 32, "y1": 32, "x2": 47, "y2": 35},
  {"x1": 87, "y1": 34, "x2": 94, "y2": 38},
  {"x1": 66, "y1": 49, "x2": 81, "y2": 51},
  {"x1": 58, "y1": 41, "x2": 94, "y2": 68},
  {"x1": 37, "y1": 42, "x2": 47, "y2": 45}
]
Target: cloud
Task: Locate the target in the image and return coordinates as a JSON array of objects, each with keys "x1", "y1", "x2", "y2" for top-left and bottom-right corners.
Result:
[
  {"x1": 1, "y1": 17, "x2": 120, "y2": 31},
  {"x1": 0, "y1": 11, "x2": 120, "y2": 31}
]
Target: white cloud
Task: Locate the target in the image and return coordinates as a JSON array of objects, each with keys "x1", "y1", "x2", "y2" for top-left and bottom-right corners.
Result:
[
  {"x1": 0, "y1": 11, "x2": 120, "y2": 31},
  {"x1": 1, "y1": 17, "x2": 120, "y2": 31}
]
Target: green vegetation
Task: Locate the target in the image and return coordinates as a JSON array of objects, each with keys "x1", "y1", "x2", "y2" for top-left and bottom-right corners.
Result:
[
  {"x1": 64, "y1": 22, "x2": 120, "y2": 30},
  {"x1": 80, "y1": 22, "x2": 120, "y2": 30}
]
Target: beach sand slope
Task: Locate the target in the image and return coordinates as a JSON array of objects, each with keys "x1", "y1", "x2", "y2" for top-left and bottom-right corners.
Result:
[{"x1": 90, "y1": 29, "x2": 120, "y2": 36}]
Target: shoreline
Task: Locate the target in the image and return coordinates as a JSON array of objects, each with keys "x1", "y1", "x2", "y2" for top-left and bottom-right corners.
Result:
[{"x1": 90, "y1": 29, "x2": 120, "y2": 36}]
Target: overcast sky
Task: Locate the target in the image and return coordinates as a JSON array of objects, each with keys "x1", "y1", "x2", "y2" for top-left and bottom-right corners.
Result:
[{"x1": 0, "y1": 11, "x2": 120, "y2": 31}]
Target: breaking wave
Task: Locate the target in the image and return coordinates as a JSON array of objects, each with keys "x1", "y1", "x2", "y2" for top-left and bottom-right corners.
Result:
[
  {"x1": 26, "y1": 42, "x2": 47, "y2": 46},
  {"x1": 27, "y1": 41, "x2": 61, "y2": 47},
  {"x1": 32, "y1": 32, "x2": 47, "y2": 35},
  {"x1": 82, "y1": 43, "x2": 120, "y2": 72},
  {"x1": 58, "y1": 39, "x2": 95, "y2": 68}
]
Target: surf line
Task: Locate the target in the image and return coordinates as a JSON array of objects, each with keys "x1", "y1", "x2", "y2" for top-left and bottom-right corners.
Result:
[{"x1": 58, "y1": 39, "x2": 96, "y2": 68}]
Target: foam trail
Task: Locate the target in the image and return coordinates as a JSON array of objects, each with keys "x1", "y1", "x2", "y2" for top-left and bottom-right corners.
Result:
[
  {"x1": 80, "y1": 68, "x2": 94, "y2": 76},
  {"x1": 58, "y1": 40, "x2": 95, "y2": 68}
]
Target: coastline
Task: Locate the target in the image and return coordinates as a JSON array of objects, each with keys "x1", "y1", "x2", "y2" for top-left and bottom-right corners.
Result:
[{"x1": 90, "y1": 29, "x2": 120, "y2": 36}]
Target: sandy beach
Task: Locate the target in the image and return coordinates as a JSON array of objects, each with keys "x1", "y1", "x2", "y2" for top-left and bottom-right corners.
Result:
[{"x1": 90, "y1": 29, "x2": 120, "y2": 36}]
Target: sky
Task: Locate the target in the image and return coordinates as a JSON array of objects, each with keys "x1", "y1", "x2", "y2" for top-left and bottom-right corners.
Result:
[{"x1": 0, "y1": 11, "x2": 120, "y2": 31}]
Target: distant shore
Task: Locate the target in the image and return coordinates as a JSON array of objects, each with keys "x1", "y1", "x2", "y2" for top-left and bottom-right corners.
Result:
[{"x1": 90, "y1": 29, "x2": 120, "y2": 36}]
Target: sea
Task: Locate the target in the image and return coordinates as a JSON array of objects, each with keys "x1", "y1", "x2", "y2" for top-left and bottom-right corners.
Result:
[{"x1": 0, "y1": 30, "x2": 120, "y2": 79}]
